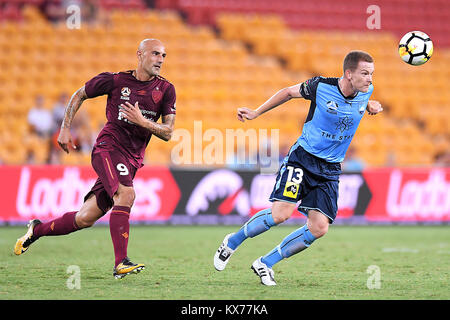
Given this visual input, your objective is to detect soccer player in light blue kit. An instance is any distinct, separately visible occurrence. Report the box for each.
[214,51,383,286]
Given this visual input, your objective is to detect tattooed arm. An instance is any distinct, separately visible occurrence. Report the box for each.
[151,113,175,141]
[57,86,88,153]
[120,101,175,141]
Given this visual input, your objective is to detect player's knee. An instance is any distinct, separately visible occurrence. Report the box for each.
[271,201,296,224]
[114,186,136,207]
[308,219,329,239]
[307,210,329,239]
[272,208,293,224]
[75,195,104,229]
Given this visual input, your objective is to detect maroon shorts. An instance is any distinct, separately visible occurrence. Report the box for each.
[84,144,137,214]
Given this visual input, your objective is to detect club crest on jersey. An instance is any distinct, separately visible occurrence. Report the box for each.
[326,100,338,114]
[120,87,131,100]
[152,87,163,103]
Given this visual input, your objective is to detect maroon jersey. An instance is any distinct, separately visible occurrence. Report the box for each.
[85,70,176,168]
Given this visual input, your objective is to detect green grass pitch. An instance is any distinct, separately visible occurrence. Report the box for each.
[0,225,449,300]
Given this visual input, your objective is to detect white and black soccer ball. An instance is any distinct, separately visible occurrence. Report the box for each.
[398,31,433,66]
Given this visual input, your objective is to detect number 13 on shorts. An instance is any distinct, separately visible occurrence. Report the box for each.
[283,166,303,199]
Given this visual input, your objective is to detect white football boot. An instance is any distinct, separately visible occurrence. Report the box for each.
[251,257,277,286]
[214,233,235,271]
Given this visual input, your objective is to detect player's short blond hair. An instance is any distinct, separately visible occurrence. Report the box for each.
[343,51,373,72]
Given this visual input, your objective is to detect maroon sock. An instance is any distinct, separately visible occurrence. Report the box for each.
[33,211,80,238]
[109,206,131,267]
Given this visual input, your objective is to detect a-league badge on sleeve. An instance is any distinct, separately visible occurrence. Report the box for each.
[283,182,299,199]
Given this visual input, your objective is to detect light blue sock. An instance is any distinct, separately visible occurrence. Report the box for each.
[261,224,316,268]
[227,209,276,250]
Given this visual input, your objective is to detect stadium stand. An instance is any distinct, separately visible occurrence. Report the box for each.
[155,0,450,47]
[0,0,448,167]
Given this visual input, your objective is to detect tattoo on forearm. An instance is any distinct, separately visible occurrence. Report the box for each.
[61,87,87,129]
[148,114,175,141]
[151,124,171,140]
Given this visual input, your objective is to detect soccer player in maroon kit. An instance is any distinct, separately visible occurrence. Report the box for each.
[14,39,176,279]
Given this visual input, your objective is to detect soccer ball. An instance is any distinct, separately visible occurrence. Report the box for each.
[398,31,433,66]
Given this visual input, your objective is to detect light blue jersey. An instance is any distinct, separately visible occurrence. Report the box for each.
[297,76,373,163]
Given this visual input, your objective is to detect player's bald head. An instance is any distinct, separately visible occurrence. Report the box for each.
[138,38,164,52]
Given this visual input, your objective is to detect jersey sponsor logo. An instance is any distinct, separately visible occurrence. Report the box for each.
[335,116,354,133]
[118,104,156,124]
[321,131,354,141]
[117,105,135,124]
[141,109,157,117]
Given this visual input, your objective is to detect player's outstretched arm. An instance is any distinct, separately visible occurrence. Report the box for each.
[120,101,175,141]
[237,84,303,122]
[58,86,88,153]
[366,100,383,115]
